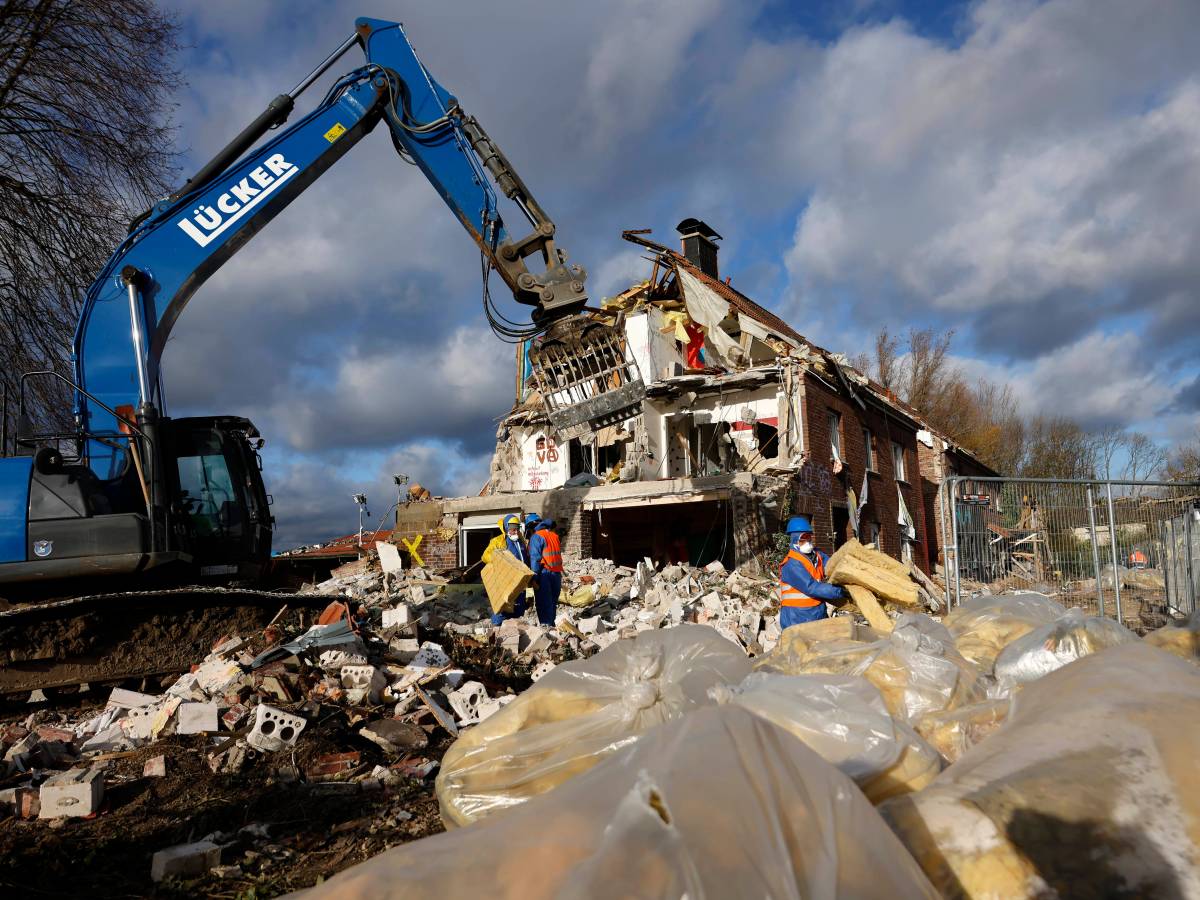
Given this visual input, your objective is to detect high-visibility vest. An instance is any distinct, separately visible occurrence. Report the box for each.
[779,549,825,608]
[535,529,563,573]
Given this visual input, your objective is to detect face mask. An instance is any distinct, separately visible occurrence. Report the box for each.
[797,541,814,555]
[507,529,520,538]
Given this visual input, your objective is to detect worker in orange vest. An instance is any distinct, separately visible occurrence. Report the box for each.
[529,517,563,626]
[779,516,848,628]
[1129,549,1148,570]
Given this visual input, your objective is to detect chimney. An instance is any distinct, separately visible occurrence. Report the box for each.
[676,218,722,279]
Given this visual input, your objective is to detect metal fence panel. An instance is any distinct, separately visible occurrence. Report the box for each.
[942,476,1200,632]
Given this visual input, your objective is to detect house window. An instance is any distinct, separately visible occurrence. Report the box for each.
[901,538,914,565]
[828,410,843,464]
[862,428,875,471]
[892,442,907,482]
[868,522,881,550]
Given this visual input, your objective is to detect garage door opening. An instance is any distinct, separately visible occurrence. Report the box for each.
[590,499,733,570]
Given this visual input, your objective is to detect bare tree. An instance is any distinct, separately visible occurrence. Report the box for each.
[1020,415,1097,479]
[1121,431,1168,486]
[1166,430,1200,482]
[1092,424,1127,480]
[904,327,955,416]
[0,0,179,441]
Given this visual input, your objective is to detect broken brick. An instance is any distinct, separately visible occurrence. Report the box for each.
[305,751,361,778]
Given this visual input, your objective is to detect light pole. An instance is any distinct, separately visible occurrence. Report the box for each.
[352,493,370,547]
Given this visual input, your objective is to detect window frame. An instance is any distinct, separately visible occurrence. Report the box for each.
[862,427,876,472]
[828,410,843,463]
[891,441,907,482]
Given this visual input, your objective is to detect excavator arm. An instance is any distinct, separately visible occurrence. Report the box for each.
[72,17,636,477]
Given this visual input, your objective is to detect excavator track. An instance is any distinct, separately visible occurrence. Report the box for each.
[0,587,343,701]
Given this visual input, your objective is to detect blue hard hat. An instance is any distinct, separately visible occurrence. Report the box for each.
[525,513,542,526]
[786,516,814,535]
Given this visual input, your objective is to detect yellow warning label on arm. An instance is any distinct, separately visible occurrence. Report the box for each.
[324,122,347,143]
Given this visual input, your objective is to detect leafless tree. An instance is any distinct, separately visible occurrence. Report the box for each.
[1020,415,1098,479]
[1166,430,1200,482]
[1121,431,1168,487]
[1092,424,1127,480]
[0,0,179,443]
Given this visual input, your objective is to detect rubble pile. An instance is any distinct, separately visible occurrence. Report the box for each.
[7,543,1198,898]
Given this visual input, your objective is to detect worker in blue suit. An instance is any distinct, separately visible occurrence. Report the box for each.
[778,516,848,628]
[483,513,530,626]
[528,517,563,627]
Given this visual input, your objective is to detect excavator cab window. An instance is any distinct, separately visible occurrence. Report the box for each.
[175,432,242,542]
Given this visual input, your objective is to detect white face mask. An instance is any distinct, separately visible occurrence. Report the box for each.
[507,529,520,539]
[797,541,814,555]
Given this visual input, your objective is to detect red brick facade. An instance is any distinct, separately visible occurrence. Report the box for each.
[796,372,931,574]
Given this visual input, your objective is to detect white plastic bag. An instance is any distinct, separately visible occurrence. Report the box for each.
[717,672,942,803]
[1144,611,1200,663]
[760,614,982,722]
[992,608,1137,686]
[436,624,750,827]
[300,706,940,900]
[882,644,1200,898]
[943,593,1067,671]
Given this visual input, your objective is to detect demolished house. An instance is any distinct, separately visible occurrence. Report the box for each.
[400,220,995,578]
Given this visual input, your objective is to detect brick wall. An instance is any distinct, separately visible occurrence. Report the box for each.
[798,373,930,573]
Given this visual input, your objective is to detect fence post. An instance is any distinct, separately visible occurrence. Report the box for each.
[1086,485,1105,617]
[937,480,953,609]
[950,478,963,609]
[1185,506,1196,615]
[1104,481,1122,623]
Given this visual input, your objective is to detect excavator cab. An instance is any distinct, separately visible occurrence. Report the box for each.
[165,417,273,577]
[0,408,271,587]
[528,317,646,442]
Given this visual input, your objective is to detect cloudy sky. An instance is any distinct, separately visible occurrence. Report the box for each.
[159,0,1200,547]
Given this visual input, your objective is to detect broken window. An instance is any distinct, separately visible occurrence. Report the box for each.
[868,522,881,550]
[863,428,876,471]
[596,440,626,477]
[754,422,778,461]
[569,439,595,477]
[828,410,843,464]
[892,441,907,482]
[694,421,734,476]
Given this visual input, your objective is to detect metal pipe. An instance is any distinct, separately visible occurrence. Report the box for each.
[1104,481,1122,623]
[122,268,152,406]
[1161,519,1173,614]
[1086,486,1105,617]
[288,33,360,99]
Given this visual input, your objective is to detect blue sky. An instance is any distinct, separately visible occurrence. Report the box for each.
[159,0,1200,547]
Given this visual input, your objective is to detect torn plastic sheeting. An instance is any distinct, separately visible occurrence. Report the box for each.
[881,644,1200,898]
[298,706,940,900]
[435,624,751,828]
[676,267,740,367]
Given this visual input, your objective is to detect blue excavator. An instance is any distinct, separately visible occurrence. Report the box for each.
[0,17,642,591]
[0,17,642,696]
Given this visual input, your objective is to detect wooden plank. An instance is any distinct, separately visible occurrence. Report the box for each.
[845,584,894,633]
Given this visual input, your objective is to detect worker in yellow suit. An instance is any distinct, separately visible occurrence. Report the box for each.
[482,514,529,625]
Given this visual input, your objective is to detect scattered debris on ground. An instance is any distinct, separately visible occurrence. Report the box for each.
[4,547,1197,898]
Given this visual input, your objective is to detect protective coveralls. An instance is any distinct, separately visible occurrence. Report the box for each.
[483,514,529,625]
[529,518,563,627]
[778,516,847,629]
